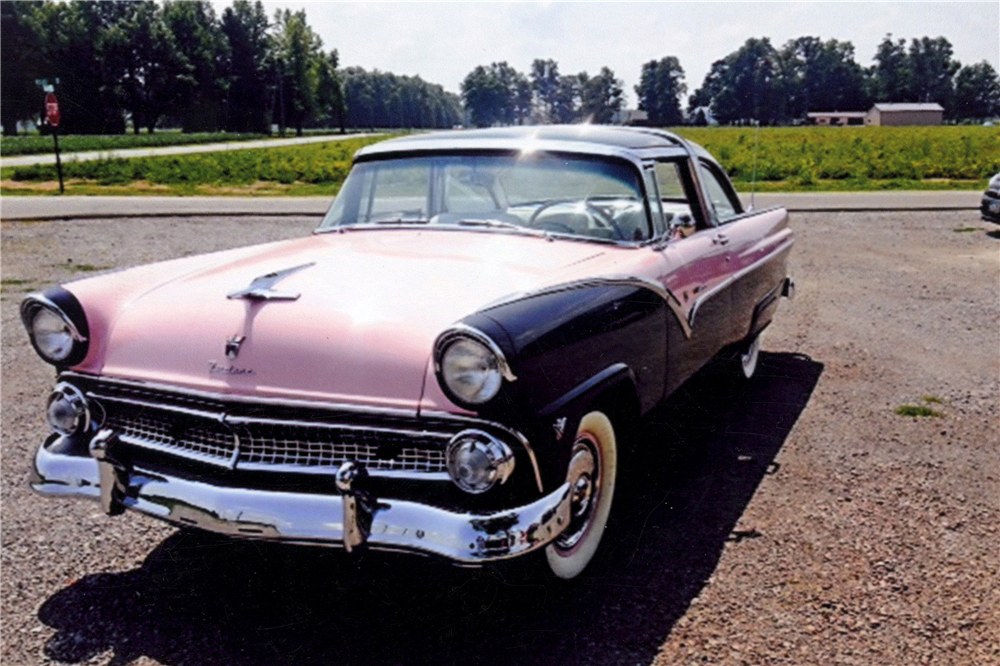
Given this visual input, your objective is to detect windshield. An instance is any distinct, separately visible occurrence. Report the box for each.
[319,153,650,241]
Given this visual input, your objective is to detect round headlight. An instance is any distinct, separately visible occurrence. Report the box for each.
[46,383,90,436]
[32,307,76,363]
[446,430,515,494]
[440,337,504,405]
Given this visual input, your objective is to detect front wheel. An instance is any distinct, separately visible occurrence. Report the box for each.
[545,410,617,579]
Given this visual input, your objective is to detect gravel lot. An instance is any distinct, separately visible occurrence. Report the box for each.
[2,211,997,666]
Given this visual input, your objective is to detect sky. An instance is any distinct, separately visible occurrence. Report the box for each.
[228,1,1000,106]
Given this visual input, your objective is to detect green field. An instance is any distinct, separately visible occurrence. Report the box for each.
[2,126,997,196]
[674,126,999,190]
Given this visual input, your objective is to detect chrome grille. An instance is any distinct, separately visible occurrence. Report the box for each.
[105,412,235,464]
[87,385,452,477]
[236,424,447,473]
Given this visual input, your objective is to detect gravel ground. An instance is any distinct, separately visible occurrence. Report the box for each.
[1,211,997,666]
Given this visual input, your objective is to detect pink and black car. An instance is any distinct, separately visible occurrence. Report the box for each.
[24,126,793,579]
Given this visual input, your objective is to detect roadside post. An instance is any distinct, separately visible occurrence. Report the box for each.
[45,92,64,194]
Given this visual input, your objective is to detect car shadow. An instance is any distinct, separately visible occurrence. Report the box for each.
[985,229,1000,240]
[37,351,823,666]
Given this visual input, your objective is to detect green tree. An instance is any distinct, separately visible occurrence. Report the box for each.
[272,8,323,135]
[315,49,346,132]
[907,36,959,114]
[29,1,129,134]
[688,38,782,124]
[343,67,461,129]
[461,62,529,127]
[779,37,868,119]
[101,1,188,133]
[551,74,582,123]
[1,2,42,135]
[635,57,686,126]
[530,58,560,122]
[163,1,229,132]
[870,34,910,102]
[221,0,273,133]
[579,67,624,124]
[953,61,1000,120]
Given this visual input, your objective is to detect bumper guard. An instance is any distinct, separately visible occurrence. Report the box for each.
[30,432,572,563]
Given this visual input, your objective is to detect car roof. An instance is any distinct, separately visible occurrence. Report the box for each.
[355,125,705,162]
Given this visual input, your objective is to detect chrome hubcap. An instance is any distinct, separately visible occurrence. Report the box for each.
[571,473,593,517]
[555,441,598,551]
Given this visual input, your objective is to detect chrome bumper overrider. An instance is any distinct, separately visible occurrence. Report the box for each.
[30,435,572,563]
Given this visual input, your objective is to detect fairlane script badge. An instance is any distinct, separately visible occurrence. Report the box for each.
[208,360,254,375]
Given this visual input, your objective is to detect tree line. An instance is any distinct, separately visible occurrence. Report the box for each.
[687,35,1000,125]
[0,0,460,135]
[462,36,999,129]
[2,0,998,136]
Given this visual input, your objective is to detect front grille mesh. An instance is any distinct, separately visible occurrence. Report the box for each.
[237,424,447,473]
[88,386,451,476]
[106,412,236,462]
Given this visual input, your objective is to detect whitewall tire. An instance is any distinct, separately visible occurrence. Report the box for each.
[545,410,617,579]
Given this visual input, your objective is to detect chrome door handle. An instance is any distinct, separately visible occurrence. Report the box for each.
[713,233,730,245]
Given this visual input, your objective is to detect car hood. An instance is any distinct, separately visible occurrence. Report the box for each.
[67,229,625,413]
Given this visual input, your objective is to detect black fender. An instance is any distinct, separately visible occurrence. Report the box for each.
[454,282,665,491]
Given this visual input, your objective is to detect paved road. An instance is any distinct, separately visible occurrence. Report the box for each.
[0,133,380,169]
[0,190,984,221]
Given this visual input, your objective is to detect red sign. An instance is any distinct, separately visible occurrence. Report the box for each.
[45,93,60,127]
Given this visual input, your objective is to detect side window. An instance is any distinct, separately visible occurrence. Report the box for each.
[698,162,741,223]
[654,161,686,199]
[654,160,703,232]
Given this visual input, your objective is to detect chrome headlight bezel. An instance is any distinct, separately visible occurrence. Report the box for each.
[433,325,516,408]
[21,291,89,366]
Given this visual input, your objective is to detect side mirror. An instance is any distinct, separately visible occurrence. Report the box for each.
[668,213,696,239]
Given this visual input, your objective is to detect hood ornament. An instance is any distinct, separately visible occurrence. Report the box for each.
[227,262,315,301]
[225,334,246,359]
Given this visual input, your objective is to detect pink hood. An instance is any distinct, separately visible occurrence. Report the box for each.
[67,229,644,413]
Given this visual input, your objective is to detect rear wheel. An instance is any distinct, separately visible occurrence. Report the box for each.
[545,410,617,579]
[738,331,762,379]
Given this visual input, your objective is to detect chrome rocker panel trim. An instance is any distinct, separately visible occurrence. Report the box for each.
[30,442,572,563]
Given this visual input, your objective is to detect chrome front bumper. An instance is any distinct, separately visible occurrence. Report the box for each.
[30,436,572,563]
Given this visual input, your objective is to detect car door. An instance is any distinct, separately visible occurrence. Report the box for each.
[648,158,733,395]
[697,159,792,346]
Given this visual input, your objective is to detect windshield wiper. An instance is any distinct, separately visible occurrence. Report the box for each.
[370,217,431,225]
[457,218,525,231]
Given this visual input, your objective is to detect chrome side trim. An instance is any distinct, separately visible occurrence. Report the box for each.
[20,293,88,342]
[477,275,692,339]
[689,238,795,328]
[30,444,572,563]
[434,323,517,382]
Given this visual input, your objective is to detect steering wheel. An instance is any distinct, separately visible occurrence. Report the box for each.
[527,200,625,239]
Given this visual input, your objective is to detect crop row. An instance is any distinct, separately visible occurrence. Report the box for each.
[8,136,387,186]
[674,126,1000,184]
[0,132,284,156]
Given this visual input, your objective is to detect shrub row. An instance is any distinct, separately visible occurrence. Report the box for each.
[0,132,280,156]
[9,136,387,185]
